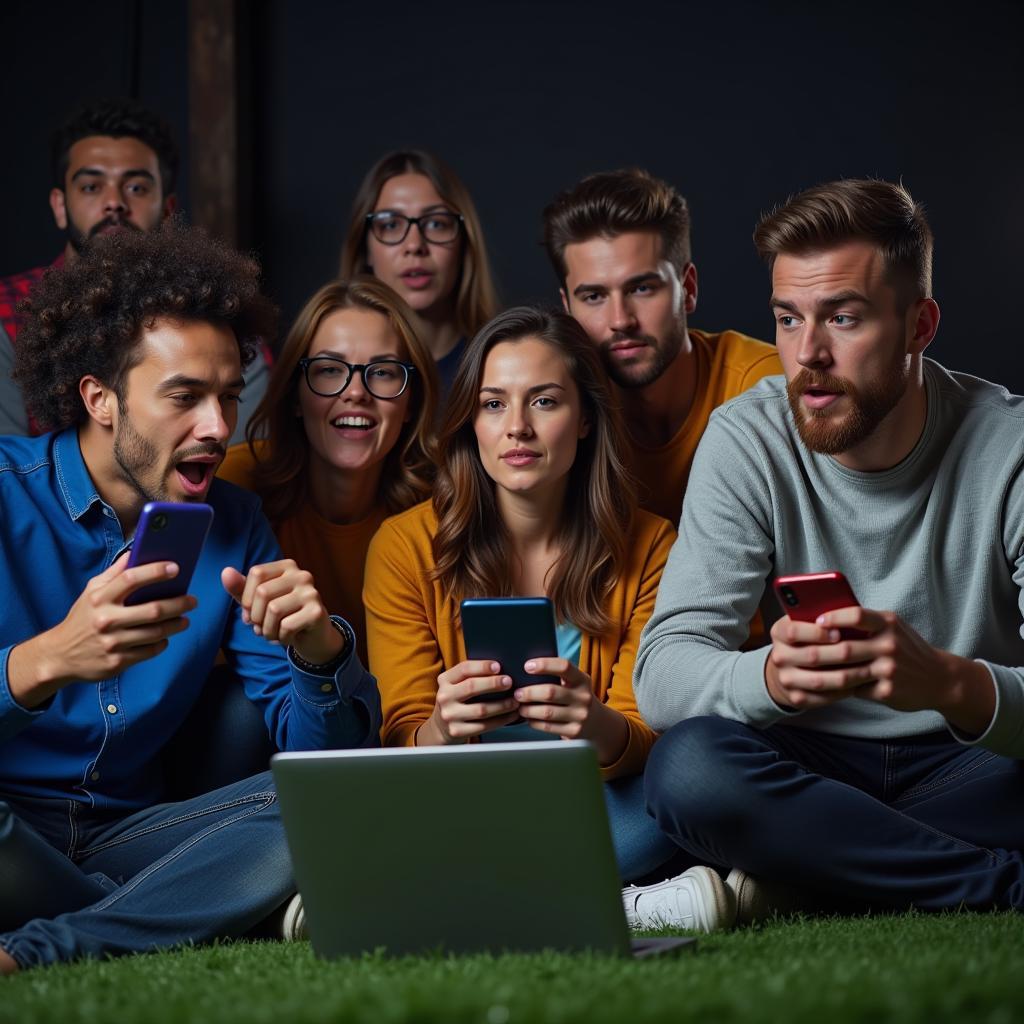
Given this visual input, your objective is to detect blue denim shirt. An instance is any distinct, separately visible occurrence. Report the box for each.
[0,429,382,812]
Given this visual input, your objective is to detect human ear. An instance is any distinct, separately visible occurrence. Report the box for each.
[49,189,68,230]
[682,262,699,315]
[908,298,940,355]
[79,376,116,428]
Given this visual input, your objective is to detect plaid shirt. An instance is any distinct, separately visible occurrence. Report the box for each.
[0,254,64,343]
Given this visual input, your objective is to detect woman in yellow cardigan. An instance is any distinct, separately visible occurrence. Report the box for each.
[364,306,678,881]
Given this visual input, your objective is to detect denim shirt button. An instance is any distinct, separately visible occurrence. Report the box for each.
[106,704,118,714]
[319,683,333,694]
[90,771,100,781]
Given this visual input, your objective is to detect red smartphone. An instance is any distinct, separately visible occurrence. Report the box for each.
[772,572,868,639]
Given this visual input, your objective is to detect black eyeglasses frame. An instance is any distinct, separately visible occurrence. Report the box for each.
[297,356,418,399]
[364,210,465,246]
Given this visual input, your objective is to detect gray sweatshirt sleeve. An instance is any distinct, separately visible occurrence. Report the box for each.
[634,408,793,732]
[0,324,29,436]
[963,464,1024,756]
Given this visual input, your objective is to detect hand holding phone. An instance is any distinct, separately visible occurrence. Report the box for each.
[8,548,199,705]
[773,572,867,640]
[766,570,874,712]
[460,597,560,699]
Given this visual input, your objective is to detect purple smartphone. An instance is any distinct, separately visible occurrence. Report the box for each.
[124,502,214,606]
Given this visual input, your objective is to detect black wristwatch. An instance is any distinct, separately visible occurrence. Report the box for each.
[289,617,353,675]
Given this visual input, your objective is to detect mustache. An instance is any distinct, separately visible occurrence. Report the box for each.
[788,369,854,395]
[174,443,226,463]
[88,216,142,238]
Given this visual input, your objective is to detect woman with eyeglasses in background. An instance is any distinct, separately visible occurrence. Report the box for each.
[219,276,438,661]
[340,150,499,402]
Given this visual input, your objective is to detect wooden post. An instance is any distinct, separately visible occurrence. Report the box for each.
[188,0,238,246]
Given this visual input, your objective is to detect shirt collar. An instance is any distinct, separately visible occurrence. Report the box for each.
[53,427,108,522]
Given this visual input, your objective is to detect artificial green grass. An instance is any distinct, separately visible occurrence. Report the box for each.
[4,913,1024,1024]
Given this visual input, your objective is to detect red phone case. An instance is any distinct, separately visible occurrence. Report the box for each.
[772,572,867,639]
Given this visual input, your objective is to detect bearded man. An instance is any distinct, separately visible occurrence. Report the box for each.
[625,178,1024,931]
[0,98,269,441]
[543,168,781,528]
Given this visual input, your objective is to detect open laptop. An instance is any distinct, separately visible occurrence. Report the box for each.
[272,740,695,959]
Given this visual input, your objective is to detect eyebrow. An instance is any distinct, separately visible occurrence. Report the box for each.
[372,205,452,215]
[479,383,567,396]
[71,167,156,183]
[571,271,662,297]
[769,290,872,312]
[312,352,403,363]
[159,374,245,391]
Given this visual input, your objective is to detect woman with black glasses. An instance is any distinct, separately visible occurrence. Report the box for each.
[219,276,438,660]
[340,150,499,401]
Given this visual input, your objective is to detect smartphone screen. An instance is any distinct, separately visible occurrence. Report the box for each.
[460,597,560,699]
[124,502,214,606]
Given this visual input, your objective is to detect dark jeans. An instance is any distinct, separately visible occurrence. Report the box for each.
[644,716,1024,911]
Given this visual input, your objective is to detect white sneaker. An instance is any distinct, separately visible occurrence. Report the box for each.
[726,868,810,925]
[622,865,736,932]
[280,893,307,940]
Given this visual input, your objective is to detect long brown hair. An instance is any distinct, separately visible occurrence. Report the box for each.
[245,277,438,522]
[431,306,635,635]
[339,149,499,339]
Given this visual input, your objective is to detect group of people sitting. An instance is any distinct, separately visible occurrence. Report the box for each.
[0,99,1021,976]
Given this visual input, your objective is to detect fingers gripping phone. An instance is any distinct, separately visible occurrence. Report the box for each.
[772,571,868,640]
[460,597,560,701]
[124,502,214,606]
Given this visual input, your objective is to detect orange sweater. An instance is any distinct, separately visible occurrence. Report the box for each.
[218,441,386,662]
[364,501,675,780]
[629,329,781,526]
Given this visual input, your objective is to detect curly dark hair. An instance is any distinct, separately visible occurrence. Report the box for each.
[51,97,179,193]
[14,222,278,431]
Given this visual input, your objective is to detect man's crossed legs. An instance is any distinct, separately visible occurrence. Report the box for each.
[0,771,292,971]
[642,716,1024,920]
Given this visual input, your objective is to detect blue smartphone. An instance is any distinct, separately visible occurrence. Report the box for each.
[460,597,560,701]
[124,502,214,606]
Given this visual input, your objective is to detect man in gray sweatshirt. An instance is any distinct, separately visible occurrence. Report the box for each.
[624,179,1024,932]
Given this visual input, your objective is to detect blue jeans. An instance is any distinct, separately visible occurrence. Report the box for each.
[483,721,677,883]
[604,772,679,883]
[645,716,1024,911]
[0,772,293,969]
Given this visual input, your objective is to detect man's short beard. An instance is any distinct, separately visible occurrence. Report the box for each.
[65,212,142,254]
[113,410,165,507]
[598,317,685,389]
[786,359,910,455]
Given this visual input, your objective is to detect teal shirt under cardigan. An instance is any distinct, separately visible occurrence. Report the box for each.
[635,361,1024,757]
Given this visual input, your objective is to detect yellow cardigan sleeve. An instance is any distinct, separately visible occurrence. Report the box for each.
[364,511,449,747]
[593,515,676,780]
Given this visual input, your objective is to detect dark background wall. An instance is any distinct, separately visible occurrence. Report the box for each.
[5,0,1023,387]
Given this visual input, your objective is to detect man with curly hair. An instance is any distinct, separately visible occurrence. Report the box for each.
[0,225,380,974]
[0,97,269,440]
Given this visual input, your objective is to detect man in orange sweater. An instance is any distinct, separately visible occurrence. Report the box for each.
[543,169,781,527]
